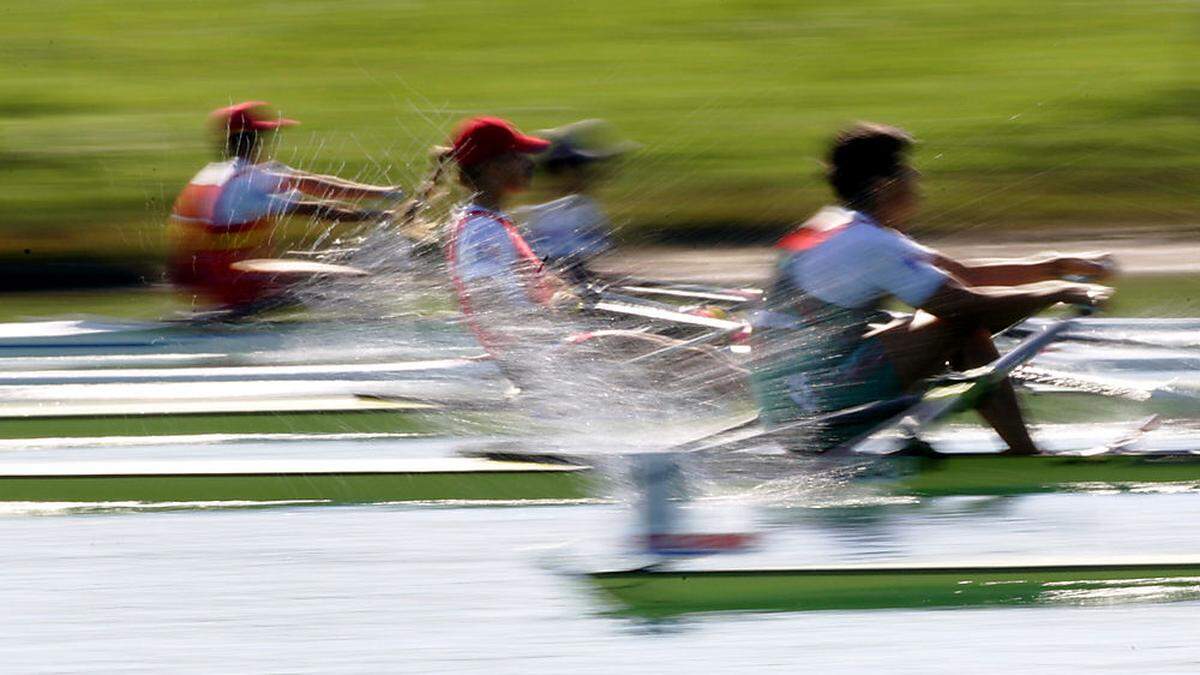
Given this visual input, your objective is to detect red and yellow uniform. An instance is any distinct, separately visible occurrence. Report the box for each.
[168,158,303,308]
[169,101,301,309]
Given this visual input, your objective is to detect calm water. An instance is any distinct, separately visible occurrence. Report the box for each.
[2,492,1200,673]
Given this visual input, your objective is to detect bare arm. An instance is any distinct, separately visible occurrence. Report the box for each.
[287,173,404,202]
[919,277,1109,333]
[265,162,401,202]
[931,251,1115,287]
[288,200,391,223]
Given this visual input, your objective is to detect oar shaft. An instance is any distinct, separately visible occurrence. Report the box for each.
[625,327,740,364]
[591,299,746,332]
[987,316,1078,382]
[871,309,1089,452]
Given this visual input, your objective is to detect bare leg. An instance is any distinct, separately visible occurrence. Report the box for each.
[867,312,959,385]
[873,312,1039,455]
[952,328,1039,455]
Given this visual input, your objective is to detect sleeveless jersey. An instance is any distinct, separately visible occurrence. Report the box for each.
[446,206,556,353]
[167,159,297,307]
[750,210,883,430]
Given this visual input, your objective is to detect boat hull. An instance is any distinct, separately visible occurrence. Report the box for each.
[0,398,451,439]
[588,561,1200,617]
[881,452,1200,495]
[0,458,593,504]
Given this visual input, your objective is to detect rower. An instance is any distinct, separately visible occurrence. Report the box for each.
[750,123,1114,455]
[443,116,574,373]
[442,116,745,395]
[516,119,636,289]
[168,101,403,314]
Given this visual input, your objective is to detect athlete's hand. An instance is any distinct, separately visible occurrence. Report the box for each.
[549,288,584,313]
[1056,282,1113,308]
[364,208,396,221]
[1054,253,1117,281]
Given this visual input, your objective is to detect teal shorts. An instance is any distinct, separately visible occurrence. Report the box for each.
[752,336,904,453]
[825,337,904,411]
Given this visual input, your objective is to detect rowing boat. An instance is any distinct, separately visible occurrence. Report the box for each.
[480,421,1200,497]
[493,448,1200,497]
[0,358,490,386]
[586,558,1200,617]
[0,318,479,364]
[0,396,451,439]
[0,319,279,356]
[580,310,1200,619]
[4,427,1195,508]
[865,449,1200,495]
[0,457,593,504]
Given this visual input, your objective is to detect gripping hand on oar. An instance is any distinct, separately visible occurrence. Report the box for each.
[1055,282,1114,309]
[1049,252,1119,282]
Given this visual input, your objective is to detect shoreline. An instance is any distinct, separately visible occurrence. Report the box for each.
[1,231,1197,292]
[600,233,1200,284]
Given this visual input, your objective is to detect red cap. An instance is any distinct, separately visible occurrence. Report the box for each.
[450,116,550,167]
[209,101,299,134]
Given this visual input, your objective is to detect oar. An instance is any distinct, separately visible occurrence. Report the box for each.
[624,324,745,364]
[594,273,763,299]
[229,259,370,278]
[1012,365,1194,403]
[588,294,747,333]
[1004,324,1170,350]
[586,290,751,369]
[1063,414,1163,457]
[463,412,762,466]
[611,285,756,304]
[468,308,1088,465]
[277,190,410,268]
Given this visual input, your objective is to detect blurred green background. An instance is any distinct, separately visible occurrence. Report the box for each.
[2,0,1197,283]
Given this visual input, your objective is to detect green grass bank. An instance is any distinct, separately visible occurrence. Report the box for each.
[2,0,1197,271]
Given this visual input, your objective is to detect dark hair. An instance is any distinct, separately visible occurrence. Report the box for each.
[542,155,592,175]
[457,161,486,191]
[225,130,260,161]
[827,123,914,207]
